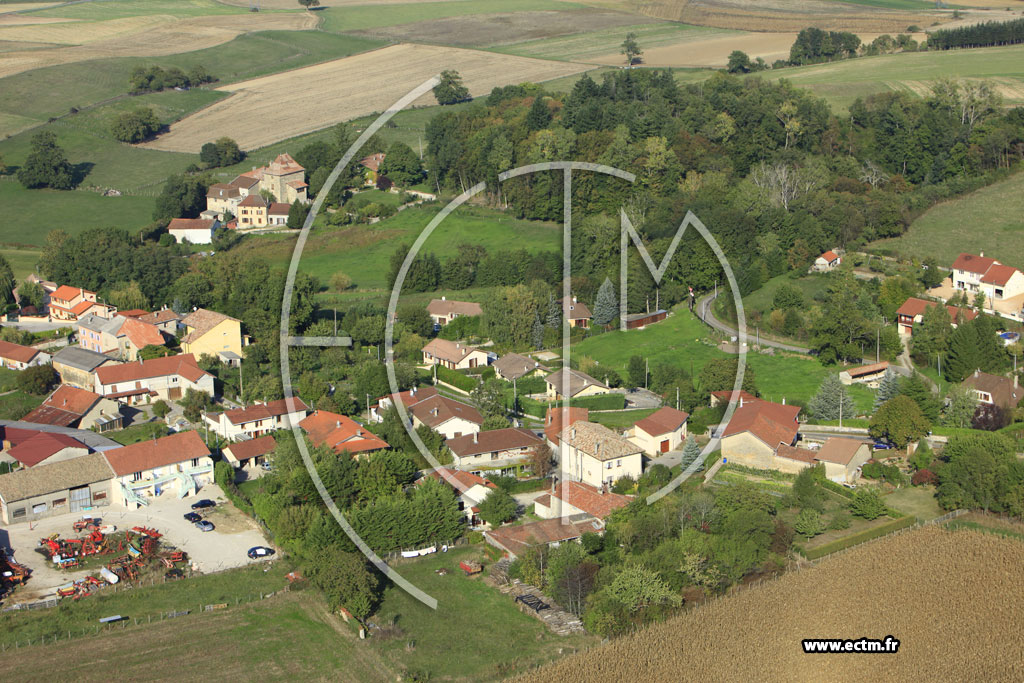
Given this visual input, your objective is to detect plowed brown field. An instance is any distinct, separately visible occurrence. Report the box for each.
[140,43,589,152]
[517,527,1024,682]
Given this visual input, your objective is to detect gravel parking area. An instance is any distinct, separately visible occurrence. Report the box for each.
[1,484,271,603]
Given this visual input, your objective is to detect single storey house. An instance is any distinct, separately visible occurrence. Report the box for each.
[426,297,483,326]
[628,406,689,455]
[223,435,276,473]
[368,385,438,423]
[559,296,591,328]
[560,421,643,488]
[300,410,389,456]
[545,368,608,401]
[421,338,489,370]
[813,250,841,272]
[0,340,50,370]
[446,427,543,477]
[485,518,603,559]
[720,399,802,471]
[493,352,550,382]
[408,394,483,439]
[168,217,220,245]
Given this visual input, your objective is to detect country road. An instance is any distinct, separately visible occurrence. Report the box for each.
[696,293,812,355]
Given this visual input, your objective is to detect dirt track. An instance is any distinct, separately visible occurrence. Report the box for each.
[140,43,589,152]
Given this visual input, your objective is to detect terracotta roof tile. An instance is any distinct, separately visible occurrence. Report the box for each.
[952,252,997,274]
[182,309,238,344]
[485,518,601,555]
[981,263,1020,286]
[6,431,90,467]
[426,299,483,317]
[562,421,642,461]
[22,385,102,427]
[300,411,389,454]
[96,353,209,385]
[634,406,689,437]
[844,361,889,378]
[224,435,277,462]
[493,352,549,380]
[545,368,607,398]
[223,397,308,426]
[544,406,588,445]
[548,480,632,519]
[119,317,165,350]
[722,400,800,449]
[815,438,870,466]
[421,338,484,365]
[447,428,542,457]
[103,430,210,477]
[51,285,89,302]
[0,340,41,364]
[408,395,483,429]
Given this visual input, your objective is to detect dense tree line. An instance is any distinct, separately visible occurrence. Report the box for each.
[129,65,214,94]
[788,28,861,65]
[929,18,1024,51]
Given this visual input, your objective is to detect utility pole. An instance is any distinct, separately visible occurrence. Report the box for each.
[513,377,518,417]
[366,394,370,422]
[839,396,842,429]
[239,363,243,402]
[876,328,880,363]
[645,357,649,390]
[333,308,337,337]
[756,325,759,348]
[676,386,680,411]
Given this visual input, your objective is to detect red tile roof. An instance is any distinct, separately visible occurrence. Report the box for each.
[96,353,209,385]
[775,444,819,464]
[139,309,183,326]
[722,400,800,449]
[22,385,102,426]
[224,435,276,462]
[103,430,210,476]
[447,428,542,458]
[0,339,41,364]
[844,361,889,378]
[182,309,238,345]
[300,411,389,454]
[71,299,104,316]
[897,297,978,325]
[51,285,88,302]
[238,194,267,208]
[223,397,309,426]
[423,467,497,493]
[360,152,385,172]
[408,395,483,428]
[544,406,589,445]
[375,386,438,410]
[118,309,149,318]
[485,518,602,555]
[268,202,291,216]
[548,480,632,519]
[119,317,164,350]
[634,406,689,437]
[710,390,760,404]
[981,263,1019,286]
[820,250,839,262]
[952,252,997,274]
[6,432,89,467]
[816,438,871,466]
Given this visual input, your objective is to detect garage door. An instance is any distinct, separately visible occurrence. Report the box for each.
[69,485,91,513]
[168,387,182,400]
[660,440,670,453]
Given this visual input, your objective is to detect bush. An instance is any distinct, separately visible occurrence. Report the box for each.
[828,511,852,530]
[17,364,58,395]
[799,516,915,560]
[111,107,161,143]
[911,469,938,486]
[434,365,477,393]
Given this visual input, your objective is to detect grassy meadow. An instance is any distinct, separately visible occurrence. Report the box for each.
[873,170,1024,269]
[572,305,877,414]
[320,0,586,33]
[495,22,730,61]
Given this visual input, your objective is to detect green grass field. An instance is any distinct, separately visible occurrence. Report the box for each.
[34,0,248,20]
[754,44,1024,113]
[572,306,877,414]
[0,390,43,420]
[0,367,20,393]
[884,485,943,521]
[242,204,561,291]
[320,0,585,33]
[368,546,596,678]
[0,247,40,279]
[874,170,1024,269]
[496,22,732,61]
[741,272,830,318]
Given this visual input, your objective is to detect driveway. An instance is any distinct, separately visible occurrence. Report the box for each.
[624,387,662,409]
[1,484,271,603]
[697,293,811,355]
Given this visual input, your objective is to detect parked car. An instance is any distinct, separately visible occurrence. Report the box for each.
[872,440,894,450]
[183,512,202,523]
[247,546,275,559]
[191,499,216,510]
[194,520,215,532]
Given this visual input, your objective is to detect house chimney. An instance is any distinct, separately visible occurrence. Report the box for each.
[980,250,984,257]
[782,397,786,405]
[336,421,340,428]
[572,295,577,304]
[442,296,446,301]
[571,427,576,440]
[1015,374,1019,389]
[975,369,980,378]
[432,407,438,416]
[473,432,478,444]
[357,429,362,436]
[411,386,417,396]
[739,397,744,408]
[595,442,601,455]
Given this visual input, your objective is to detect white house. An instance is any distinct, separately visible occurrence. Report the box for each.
[368,385,438,423]
[102,431,213,509]
[426,297,482,326]
[168,218,220,245]
[627,406,689,456]
[94,353,214,405]
[533,480,632,522]
[544,368,609,401]
[0,340,51,370]
[205,397,309,441]
[560,421,643,488]
[408,395,483,439]
[813,250,841,272]
[421,338,489,370]
[951,252,1024,306]
[422,468,497,528]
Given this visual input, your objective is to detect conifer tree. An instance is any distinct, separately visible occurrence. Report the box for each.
[874,368,901,410]
[808,373,855,420]
[593,278,617,326]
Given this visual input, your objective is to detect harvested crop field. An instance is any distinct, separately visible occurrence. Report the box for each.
[349,9,659,47]
[517,527,1024,682]
[623,0,950,32]
[591,31,796,67]
[141,43,589,152]
[0,2,60,13]
[0,12,318,78]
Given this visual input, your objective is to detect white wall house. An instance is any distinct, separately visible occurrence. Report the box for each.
[561,422,643,488]
[627,406,688,456]
[102,431,213,509]
[205,397,309,441]
[94,354,213,405]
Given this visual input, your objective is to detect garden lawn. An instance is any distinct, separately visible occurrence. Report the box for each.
[590,408,656,430]
[884,485,942,521]
[0,247,40,278]
[368,545,596,679]
[0,367,20,393]
[572,307,876,413]
[109,421,170,445]
[0,390,43,420]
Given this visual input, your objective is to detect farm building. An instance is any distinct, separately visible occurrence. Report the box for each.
[0,339,50,370]
[0,429,90,469]
[22,385,123,432]
[422,338,489,370]
[426,297,483,326]
[223,435,277,473]
[408,395,483,439]
[103,431,214,509]
[446,427,543,477]
[369,385,438,423]
[545,368,608,401]
[720,399,801,470]
[0,452,114,525]
[560,421,643,488]
[493,352,550,382]
[627,406,689,455]
[168,217,220,244]
[559,296,591,328]
[813,250,841,271]
[180,308,244,363]
[962,370,1024,410]
[624,309,668,330]
[300,410,389,456]
[533,481,632,522]
[94,353,214,405]
[485,517,603,559]
[839,361,889,387]
[205,397,309,442]
[51,346,121,390]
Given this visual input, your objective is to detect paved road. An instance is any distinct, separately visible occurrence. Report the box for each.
[2,320,71,332]
[696,293,812,355]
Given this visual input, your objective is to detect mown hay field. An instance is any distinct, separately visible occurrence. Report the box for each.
[517,527,1024,682]
[141,43,589,152]
[496,21,733,61]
